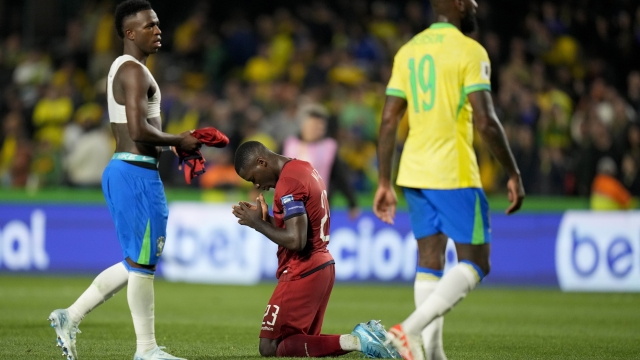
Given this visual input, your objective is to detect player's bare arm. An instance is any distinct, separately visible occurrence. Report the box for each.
[373,95,407,224]
[232,198,308,251]
[468,90,525,214]
[113,62,200,154]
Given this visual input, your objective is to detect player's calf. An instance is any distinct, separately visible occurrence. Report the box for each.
[270,321,399,358]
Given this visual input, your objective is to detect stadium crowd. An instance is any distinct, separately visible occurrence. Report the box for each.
[0,0,639,206]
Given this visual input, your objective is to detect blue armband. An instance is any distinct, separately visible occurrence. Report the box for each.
[282,194,306,220]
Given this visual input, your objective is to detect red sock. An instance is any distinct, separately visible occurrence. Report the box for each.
[276,334,349,357]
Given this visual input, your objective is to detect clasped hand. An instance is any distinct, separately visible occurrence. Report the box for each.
[232,193,269,228]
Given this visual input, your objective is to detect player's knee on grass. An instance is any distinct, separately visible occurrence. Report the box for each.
[259,338,277,357]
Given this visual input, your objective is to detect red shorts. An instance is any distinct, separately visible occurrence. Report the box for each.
[259,262,335,340]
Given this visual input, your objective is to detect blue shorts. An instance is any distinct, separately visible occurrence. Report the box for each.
[403,187,491,244]
[102,160,168,265]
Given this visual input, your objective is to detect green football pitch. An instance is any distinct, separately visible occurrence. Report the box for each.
[0,275,638,360]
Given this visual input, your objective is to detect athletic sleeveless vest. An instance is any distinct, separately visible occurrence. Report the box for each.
[107,55,161,123]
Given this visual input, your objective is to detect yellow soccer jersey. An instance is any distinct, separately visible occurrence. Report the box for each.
[386,23,491,189]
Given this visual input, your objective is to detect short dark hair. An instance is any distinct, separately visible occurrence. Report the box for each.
[306,109,328,122]
[234,141,267,175]
[114,0,152,39]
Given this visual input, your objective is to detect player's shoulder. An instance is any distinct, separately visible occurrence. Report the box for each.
[116,57,144,71]
[283,159,314,174]
[277,161,308,185]
[396,28,435,57]
[115,60,148,83]
[460,35,489,56]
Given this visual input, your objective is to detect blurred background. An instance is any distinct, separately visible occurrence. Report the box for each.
[1,0,640,289]
[0,0,639,209]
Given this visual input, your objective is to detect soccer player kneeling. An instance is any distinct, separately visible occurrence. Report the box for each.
[232,141,399,358]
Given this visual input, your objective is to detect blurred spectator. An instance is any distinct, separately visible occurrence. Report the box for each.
[88,2,118,81]
[590,157,635,210]
[1,0,640,202]
[621,123,640,196]
[405,1,429,36]
[203,34,227,90]
[52,19,89,71]
[575,114,623,196]
[13,48,52,106]
[32,84,73,149]
[0,109,30,187]
[338,85,377,141]
[621,153,640,197]
[627,71,640,113]
[173,9,208,64]
[283,106,359,219]
[244,44,276,84]
[262,82,302,145]
[62,102,112,187]
[2,34,23,71]
[240,104,277,152]
[221,15,257,67]
[338,125,377,192]
[329,51,367,86]
[303,51,334,89]
[51,59,91,106]
[199,148,243,190]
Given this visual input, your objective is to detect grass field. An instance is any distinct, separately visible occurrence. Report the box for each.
[1,275,639,360]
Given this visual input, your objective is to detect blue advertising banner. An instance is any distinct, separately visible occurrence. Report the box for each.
[0,203,562,287]
[556,211,640,292]
[488,214,561,285]
[0,205,120,273]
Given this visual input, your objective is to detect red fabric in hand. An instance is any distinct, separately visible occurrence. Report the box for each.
[178,127,229,184]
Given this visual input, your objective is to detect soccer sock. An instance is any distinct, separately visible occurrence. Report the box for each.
[415,267,447,360]
[67,262,129,324]
[128,270,157,354]
[403,261,484,336]
[276,334,349,357]
[339,334,361,351]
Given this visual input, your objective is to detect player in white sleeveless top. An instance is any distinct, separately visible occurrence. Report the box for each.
[47,1,199,360]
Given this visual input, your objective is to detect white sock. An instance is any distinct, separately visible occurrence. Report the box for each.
[415,279,447,360]
[403,263,480,336]
[67,262,129,324]
[128,271,157,354]
[339,334,361,352]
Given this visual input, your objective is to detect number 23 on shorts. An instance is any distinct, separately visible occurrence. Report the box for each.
[262,304,280,326]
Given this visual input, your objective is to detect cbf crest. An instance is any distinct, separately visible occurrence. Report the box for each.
[156,236,166,257]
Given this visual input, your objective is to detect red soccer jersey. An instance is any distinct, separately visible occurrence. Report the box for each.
[272,159,334,280]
